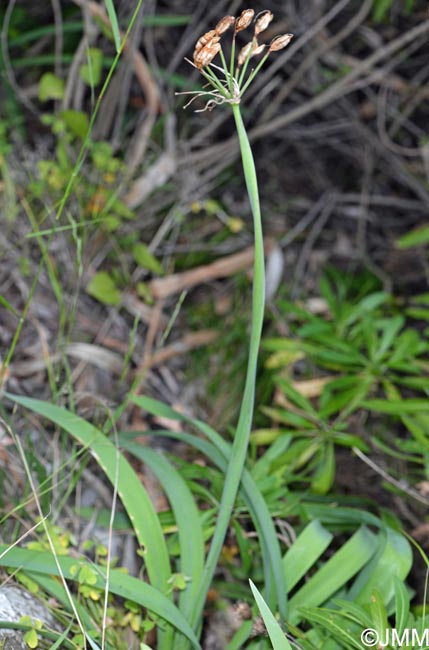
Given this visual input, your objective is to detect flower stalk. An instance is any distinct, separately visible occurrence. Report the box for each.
[176,9,294,645]
[188,99,265,634]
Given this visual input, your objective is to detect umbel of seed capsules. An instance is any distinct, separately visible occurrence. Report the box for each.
[193,9,293,70]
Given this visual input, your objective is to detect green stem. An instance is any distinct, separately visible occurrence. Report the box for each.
[239,50,270,97]
[189,102,265,632]
[219,48,233,95]
[200,65,228,96]
[230,33,237,86]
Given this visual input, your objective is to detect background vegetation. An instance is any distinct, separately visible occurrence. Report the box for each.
[0,1,428,649]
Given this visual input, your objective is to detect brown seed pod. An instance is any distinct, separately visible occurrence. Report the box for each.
[237,40,266,66]
[235,9,254,33]
[269,33,293,51]
[193,30,218,58]
[254,10,273,36]
[238,41,254,67]
[194,41,221,69]
[253,44,266,57]
[215,15,236,35]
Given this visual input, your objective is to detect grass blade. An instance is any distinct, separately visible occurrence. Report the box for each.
[120,441,205,618]
[0,294,18,316]
[127,398,287,616]
[0,545,201,649]
[349,526,412,605]
[364,398,429,414]
[250,580,293,650]
[288,526,377,623]
[104,0,121,52]
[6,395,172,595]
[283,520,333,591]
[394,576,410,634]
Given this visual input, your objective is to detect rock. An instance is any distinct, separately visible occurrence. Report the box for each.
[0,585,57,650]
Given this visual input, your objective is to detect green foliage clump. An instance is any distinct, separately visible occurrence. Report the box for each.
[260,269,429,494]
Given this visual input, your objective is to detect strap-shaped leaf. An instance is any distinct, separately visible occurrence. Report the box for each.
[130,395,287,620]
[283,520,332,591]
[120,441,205,618]
[250,580,293,650]
[0,545,201,649]
[288,526,377,624]
[6,395,172,595]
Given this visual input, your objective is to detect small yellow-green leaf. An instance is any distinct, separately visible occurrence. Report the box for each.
[87,271,121,305]
[227,217,244,233]
[96,543,108,557]
[78,564,98,585]
[167,572,189,591]
[204,199,220,214]
[80,584,102,600]
[80,48,103,86]
[16,572,39,593]
[136,281,154,304]
[24,628,39,649]
[265,349,304,369]
[133,243,164,275]
[59,110,89,139]
[39,73,64,101]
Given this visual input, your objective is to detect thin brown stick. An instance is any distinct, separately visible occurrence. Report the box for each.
[148,239,274,300]
[353,446,429,507]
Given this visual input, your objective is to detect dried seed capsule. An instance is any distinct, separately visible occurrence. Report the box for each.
[193,30,217,57]
[237,40,266,66]
[215,15,236,35]
[269,33,294,51]
[238,41,253,67]
[254,10,273,35]
[194,41,221,69]
[252,43,266,57]
[235,9,254,33]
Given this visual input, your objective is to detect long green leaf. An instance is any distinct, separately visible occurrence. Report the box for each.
[48,622,74,650]
[104,0,121,51]
[298,608,363,650]
[128,396,286,616]
[394,576,410,634]
[0,294,18,316]
[6,395,172,595]
[0,622,75,650]
[122,425,284,615]
[0,546,201,649]
[364,399,429,414]
[283,520,332,591]
[250,581,293,650]
[120,441,205,618]
[165,101,267,632]
[349,527,412,605]
[288,526,377,623]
